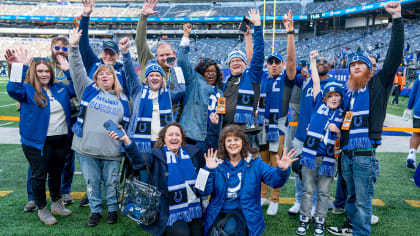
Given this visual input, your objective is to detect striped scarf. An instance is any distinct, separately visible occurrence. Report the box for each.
[165,146,202,226]
[301,103,344,177]
[128,85,173,152]
[346,87,371,150]
[223,69,255,125]
[256,72,285,142]
[72,83,130,137]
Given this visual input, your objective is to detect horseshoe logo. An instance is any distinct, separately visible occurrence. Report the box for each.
[165,114,172,124]
[272,113,278,122]
[242,95,250,105]
[353,116,363,128]
[327,145,334,156]
[174,191,182,203]
[137,122,148,133]
[262,98,266,107]
[306,137,316,148]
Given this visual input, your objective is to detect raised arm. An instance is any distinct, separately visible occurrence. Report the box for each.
[177,23,195,86]
[242,24,253,63]
[135,0,157,81]
[247,9,264,83]
[119,37,142,98]
[68,28,94,100]
[261,148,296,188]
[283,10,296,80]
[5,49,31,102]
[78,0,98,73]
[56,55,76,98]
[310,50,320,101]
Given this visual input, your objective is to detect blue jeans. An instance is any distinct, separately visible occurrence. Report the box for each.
[333,172,347,209]
[341,153,377,236]
[76,152,121,213]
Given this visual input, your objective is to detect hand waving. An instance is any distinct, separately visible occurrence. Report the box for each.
[276,148,298,170]
[247,8,261,26]
[68,28,83,47]
[82,0,95,17]
[56,55,69,71]
[204,148,219,169]
[141,0,158,16]
[5,48,31,65]
[283,9,294,32]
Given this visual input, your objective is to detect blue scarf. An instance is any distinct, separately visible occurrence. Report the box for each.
[223,70,255,125]
[301,103,344,177]
[256,72,285,141]
[72,83,130,137]
[346,87,371,150]
[208,86,222,130]
[165,146,202,226]
[129,85,173,152]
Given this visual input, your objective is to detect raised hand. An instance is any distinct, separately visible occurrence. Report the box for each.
[276,147,298,170]
[5,49,31,65]
[247,8,261,26]
[68,28,83,47]
[204,148,219,169]
[56,55,69,71]
[119,37,130,54]
[238,23,251,37]
[82,0,95,17]
[141,0,158,16]
[209,112,219,125]
[310,50,318,61]
[183,23,192,38]
[384,1,401,19]
[283,9,294,32]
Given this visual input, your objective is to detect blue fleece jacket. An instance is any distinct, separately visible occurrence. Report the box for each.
[7,65,75,151]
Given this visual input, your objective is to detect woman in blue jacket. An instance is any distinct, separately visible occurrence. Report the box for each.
[6,53,75,225]
[177,23,224,143]
[201,125,297,236]
[109,113,220,236]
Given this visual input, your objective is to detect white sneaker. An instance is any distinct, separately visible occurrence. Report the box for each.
[288,202,301,215]
[266,202,279,216]
[407,155,416,169]
[260,197,269,206]
[371,215,379,225]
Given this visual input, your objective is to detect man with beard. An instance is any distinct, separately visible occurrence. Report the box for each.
[287,55,338,215]
[327,2,403,235]
[23,36,78,212]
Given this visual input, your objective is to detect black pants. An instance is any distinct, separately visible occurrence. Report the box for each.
[391,84,401,104]
[164,218,203,236]
[22,135,68,209]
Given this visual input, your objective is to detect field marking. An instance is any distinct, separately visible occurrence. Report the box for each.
[0,116,19,121]
[0,103,15,108]
[0,122,13,127]
[405,200,420,207]
[45,192,86,199]
[0,191,13,197]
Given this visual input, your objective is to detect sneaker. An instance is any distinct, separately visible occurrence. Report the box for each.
[51,199,72,216]
[296,215,311,235]
[314,217,325,236]
[371,214,379,225]
[332,206,346,215]
[88,213,102,227]
[266,201,279,216]
[327,218,353,236]
[38,206,57,225]
[80,194,89,207]
[288,202,301,215]
[24,200,38,212]
[107,211,118,224]
[407,156,416,169]
[261,197,269,206]
[62,194,74,205]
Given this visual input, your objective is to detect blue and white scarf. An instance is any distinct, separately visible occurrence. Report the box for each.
[301,103,344,177]
[72,83,130,137]
[208,86,222,129]
[223,70,255,125]
[165,146,202,226]
[256,72,285,141]
[129,85,173,152]
[346,87,371,150]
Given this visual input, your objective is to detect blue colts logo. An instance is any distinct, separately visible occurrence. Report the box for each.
[306,137,316,148]
[242,95,250,105]
[174,191,182,203]
[353,116,363,128]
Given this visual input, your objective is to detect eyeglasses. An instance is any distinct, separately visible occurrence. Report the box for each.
[372,64,377,68]
[54,46,68,52]
[316,59,329,65]
[267,58,282,65]
[32,57,51,62]
[204,70,217,74]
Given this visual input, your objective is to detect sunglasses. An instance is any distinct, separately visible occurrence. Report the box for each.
[32,57,51,62]
[54,46,68,52]
[267,58,282,65]
[316,59,329,65]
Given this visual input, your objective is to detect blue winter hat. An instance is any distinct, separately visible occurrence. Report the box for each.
[227,50,248,65]
[145,59,165,78]
[267,53,284,63]
[323,81,344,98]
[347,52,372,71]
[102,40,119,54]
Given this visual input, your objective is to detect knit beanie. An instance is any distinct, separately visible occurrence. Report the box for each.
[347,52,372,71]
[145,59,165,78]
[227,50,248,65]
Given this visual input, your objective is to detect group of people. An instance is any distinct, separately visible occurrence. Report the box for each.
[5,0,406,235]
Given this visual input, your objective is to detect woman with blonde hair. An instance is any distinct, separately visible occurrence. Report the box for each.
[6,50,75,225]
[68,28,131,227]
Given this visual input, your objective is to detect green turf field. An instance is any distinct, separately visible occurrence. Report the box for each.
[0,143,419,235]
[0,76,19,128]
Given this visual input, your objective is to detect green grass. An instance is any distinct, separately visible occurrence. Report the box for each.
[386,95,409,117]
[1,144,420,235]
[0,76,19,128]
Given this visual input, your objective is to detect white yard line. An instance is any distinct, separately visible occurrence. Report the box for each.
[0,103,15,108]
[0,122,12,127]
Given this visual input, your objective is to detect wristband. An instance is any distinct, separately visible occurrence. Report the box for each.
[287,31,294,34]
